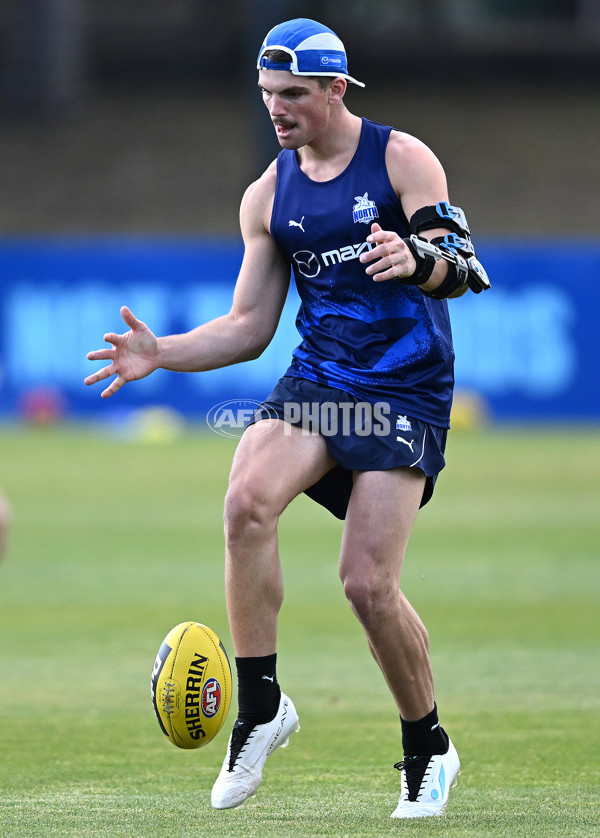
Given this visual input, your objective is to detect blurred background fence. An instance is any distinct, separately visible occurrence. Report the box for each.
[1,0,599,424]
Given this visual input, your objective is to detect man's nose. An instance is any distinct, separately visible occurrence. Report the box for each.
[268,95,286,116]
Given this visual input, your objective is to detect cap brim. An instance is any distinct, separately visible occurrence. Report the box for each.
[285,70,365,87]
[257,42,365,87]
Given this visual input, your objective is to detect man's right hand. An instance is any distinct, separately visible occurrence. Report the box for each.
[85,306,160,398]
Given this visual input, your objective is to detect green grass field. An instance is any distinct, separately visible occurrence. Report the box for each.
[0,423,599,837]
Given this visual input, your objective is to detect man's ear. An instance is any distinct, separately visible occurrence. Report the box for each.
[328,77,347,104]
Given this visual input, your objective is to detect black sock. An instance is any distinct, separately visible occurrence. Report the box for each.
[400,704,449,756]
[235,654,281,726]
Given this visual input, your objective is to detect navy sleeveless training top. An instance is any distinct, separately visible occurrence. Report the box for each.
[270,118,454,427]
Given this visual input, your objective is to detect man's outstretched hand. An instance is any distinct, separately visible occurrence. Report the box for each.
[85,306,160,398]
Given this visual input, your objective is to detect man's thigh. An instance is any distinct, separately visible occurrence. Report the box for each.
[340,467,426,578]
[228,419,337,515]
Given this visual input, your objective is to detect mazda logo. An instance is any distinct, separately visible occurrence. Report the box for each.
[293,250,321,278]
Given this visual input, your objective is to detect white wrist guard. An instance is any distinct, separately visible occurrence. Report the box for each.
[408,203,491,296]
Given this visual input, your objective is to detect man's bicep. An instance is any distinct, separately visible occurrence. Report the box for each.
[230,166,291,345]
[401,152,449,223]
[386,133,449,222]
[231,227,291,346]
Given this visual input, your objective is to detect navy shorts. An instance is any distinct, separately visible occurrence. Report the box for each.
[248,376,447,520]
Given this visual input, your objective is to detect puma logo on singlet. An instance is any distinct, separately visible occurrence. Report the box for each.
[289,216,305,232]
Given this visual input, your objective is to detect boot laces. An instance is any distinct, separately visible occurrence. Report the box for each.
[394,755,432,801]
[227,720,255,772]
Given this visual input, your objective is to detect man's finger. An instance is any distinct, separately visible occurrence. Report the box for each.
[121,305,145,331]
[101,375,124,399]
[367,222,387,245]
[360,241,390,265]
[84,364,115,386]
[371,266,398,283]
[87,348,114,362]
[103,332,123,346]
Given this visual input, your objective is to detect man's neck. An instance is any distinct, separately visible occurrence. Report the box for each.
[296,110,363,183]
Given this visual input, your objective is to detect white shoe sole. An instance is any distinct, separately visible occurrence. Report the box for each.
[390,739,460,819]
[211,694,300,810]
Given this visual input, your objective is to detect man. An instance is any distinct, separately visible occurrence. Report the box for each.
[85,18,489,819]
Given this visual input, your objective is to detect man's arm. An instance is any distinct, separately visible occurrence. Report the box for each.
[359,131,457,295]
[156,165,289,371]
[85,165,290,398]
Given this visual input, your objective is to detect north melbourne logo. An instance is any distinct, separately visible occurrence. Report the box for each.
[353,192,379,224]
[396,415,412,432]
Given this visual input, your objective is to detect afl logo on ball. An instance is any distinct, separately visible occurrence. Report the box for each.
[201,678,222,718]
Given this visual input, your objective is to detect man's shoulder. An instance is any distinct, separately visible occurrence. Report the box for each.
[384,130,446,203]
[240,159,279,234]
[386,129,438,165]
[243,159,278,207]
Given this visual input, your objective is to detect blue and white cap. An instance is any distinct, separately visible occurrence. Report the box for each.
[257,18,365,88]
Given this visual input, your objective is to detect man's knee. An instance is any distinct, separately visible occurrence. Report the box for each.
[340,564,396,624]
[224,476,278,545]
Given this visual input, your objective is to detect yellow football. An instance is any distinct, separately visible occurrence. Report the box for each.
[151,621,232,749]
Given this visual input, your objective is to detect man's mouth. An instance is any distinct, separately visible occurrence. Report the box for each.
[274,121,294,137]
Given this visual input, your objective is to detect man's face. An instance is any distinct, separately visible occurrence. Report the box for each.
[258,69,331,149]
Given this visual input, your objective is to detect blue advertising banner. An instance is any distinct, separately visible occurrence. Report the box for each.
[0,237,598,422]
[451,241,599,420]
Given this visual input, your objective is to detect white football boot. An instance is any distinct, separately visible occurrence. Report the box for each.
[211,692,300,810]
[390,738,460,818]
